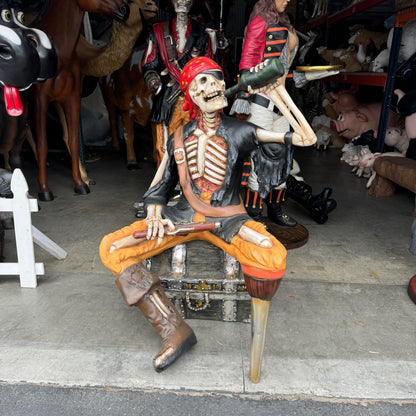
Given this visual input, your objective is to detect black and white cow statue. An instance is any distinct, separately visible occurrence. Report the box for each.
[0,0,57,169]
[0,0,57,259]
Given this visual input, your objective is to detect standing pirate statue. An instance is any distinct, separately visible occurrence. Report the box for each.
[100,57,316,382]
[232,0,338,229]
[142,0,217,165]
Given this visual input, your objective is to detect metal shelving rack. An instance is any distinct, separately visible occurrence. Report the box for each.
[298,0,394,32]
[297,0,416,151]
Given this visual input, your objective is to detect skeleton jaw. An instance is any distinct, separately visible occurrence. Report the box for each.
[189,72,227,114]
[201,90,227,113]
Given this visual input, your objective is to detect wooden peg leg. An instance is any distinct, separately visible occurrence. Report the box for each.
[250,297,271,383]
[244,274,282,383]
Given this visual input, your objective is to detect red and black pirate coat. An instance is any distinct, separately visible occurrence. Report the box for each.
[239,15,296,75]
[142,17,213,126]
[234,14,296,193]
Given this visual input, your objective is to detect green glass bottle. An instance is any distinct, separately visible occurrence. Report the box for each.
[224,59,285,98]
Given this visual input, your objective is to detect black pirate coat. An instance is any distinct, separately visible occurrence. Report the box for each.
[143,113,292,242]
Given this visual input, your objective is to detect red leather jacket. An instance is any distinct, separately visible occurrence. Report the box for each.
[239,16,290,72]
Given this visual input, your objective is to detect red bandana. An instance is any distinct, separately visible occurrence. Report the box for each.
[180,57,223,120]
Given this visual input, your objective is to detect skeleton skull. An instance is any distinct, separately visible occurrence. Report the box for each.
[188,71,227,114]
[172,0,193,14]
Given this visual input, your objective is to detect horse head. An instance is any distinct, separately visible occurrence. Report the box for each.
[0,0,57,115]
[77,0,130,22]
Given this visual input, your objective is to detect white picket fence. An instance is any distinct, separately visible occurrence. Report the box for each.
[0,169,67,288]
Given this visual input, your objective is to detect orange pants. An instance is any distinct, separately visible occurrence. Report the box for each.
[153,97,190,165]
[100,218,286,281]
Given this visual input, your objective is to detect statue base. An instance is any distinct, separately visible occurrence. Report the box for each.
[264,219,308,250]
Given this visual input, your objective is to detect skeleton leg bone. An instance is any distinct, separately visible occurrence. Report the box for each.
[238,225,272,248]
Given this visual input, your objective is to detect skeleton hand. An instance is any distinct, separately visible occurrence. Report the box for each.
[250,60,269,73]
[304,69,339,81]
[291,132,316,147]
[248,79,282,95]
[146,204,175,245]
[246,60,285,94]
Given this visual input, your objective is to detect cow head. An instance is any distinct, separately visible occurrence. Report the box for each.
[0,0,57,115]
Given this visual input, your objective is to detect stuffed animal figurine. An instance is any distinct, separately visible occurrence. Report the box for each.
[340,143,373,180]
[372,19,416,72]
[371,49,389,73]
[340,143,370,165]
[329,89,359,114]
[330,102,401,142]
[314,128,331,150]
[322,92,338,119]
[352,129,378,151]
[380,127,409,154]
[348,24,388,51]
[358,151,405,188]
[311,114,345,149]
[317,45,361,72]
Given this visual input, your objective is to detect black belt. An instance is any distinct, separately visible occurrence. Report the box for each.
[250,94,282,115]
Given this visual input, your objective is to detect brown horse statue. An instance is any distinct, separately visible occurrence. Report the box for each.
[99,41,154,170]
[53,0,157,186]
[31,0,130,201]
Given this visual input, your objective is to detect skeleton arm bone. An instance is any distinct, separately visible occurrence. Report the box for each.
[256,128,313,147]
[249,80,316,147]
[148,151,169,189]
[247,59,316,146]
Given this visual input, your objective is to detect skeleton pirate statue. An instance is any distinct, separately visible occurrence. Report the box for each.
[142,0,217,165]
[100,57,316,382]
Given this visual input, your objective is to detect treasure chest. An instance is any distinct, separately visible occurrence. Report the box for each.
[146,240,251,323]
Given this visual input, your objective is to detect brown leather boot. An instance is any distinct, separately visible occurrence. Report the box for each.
[116,263,197,372]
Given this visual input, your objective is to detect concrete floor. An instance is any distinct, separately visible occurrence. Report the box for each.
[0,144,415,400]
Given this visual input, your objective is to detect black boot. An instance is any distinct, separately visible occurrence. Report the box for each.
[266,201,297,227]
[286,176,337,224]
[243,188,267,226]
[265,188,297,227]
